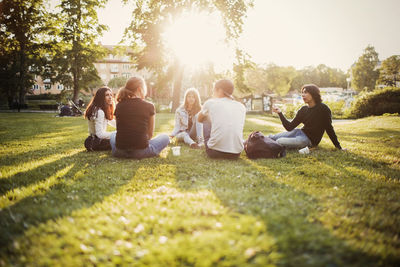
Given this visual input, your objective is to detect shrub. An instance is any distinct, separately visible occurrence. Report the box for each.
[25,94,58,100]
[349,87,400,118]
[325,101,346,118]
[284,103,303,118]
[285,101,348,119]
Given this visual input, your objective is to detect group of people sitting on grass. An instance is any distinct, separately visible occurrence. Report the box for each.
[84,76,343,159]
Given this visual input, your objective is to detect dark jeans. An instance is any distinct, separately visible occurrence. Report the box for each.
[202,119,241,159]
[110,133,170,159]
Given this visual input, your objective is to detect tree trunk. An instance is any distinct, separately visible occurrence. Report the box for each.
[72,74,79,104]
[18,42,27,112]
[171,59,184,112]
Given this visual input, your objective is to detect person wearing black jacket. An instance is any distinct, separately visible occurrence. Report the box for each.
[270,84,343,150]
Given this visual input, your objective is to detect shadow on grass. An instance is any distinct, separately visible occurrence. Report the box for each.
[0,152,157,253]
[0,138,83,170]
[173,152,399,266]
[0,114,84,145]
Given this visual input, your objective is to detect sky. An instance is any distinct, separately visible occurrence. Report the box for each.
[98,0,400,72]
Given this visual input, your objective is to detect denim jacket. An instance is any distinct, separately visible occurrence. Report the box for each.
[171,106,190,137]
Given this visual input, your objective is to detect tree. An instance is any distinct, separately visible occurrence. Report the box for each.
[123,0,254,111]
[351,45,379,92]
[0,0,49,109]
[192,62,220,98]
[108,76,127,89]
[244,64,269,95]
[50,0,108,104]
[377,55,400,87]
[290,65,347,92]
[233,48,254,94]
[264,64,297,96]
[327,67,347,89]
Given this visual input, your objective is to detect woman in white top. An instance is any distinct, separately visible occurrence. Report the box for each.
[84,87,116,151]
[170,88,204,149]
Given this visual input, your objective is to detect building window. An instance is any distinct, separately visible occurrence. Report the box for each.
[110,64,119,73]
[44,84,52,90]
[101,74,107,81]
[111,74,119,79]
[122,73,131,78]
[123,64,130,70]
[32,84,39,90]
[100,64,106,70]
[57,84,64,90]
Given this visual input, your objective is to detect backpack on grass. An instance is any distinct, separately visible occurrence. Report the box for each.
[244,131,286,159]
[84,135,111,151]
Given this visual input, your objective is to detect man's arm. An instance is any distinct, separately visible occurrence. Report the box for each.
[197,101,209,123]
[197,111,207,123]
[274,106,304,131]
[324,108,342,149]
[147,114,155,139]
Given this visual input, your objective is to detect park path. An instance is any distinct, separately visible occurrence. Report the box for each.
[246,118,282,128]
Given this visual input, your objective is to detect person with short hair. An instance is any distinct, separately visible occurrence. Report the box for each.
[84,87,116,151]
[110,77,169,158]
[270,84,343,150]
[198,79,246,159]
[170,88,204,149]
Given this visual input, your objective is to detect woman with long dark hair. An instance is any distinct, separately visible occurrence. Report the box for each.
[110,77,169,158]
[84,87,116,151]
[170,88,204,148]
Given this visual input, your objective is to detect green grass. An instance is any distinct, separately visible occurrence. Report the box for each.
[0,112,399,266]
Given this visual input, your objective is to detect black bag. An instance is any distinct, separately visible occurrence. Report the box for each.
[59,105,72,116]
[84,135,111,151]
[244,131,286,159]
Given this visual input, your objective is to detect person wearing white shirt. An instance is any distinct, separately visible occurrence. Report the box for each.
[84,87,116,151]
[198,79,246,159]
[170,88,204,149]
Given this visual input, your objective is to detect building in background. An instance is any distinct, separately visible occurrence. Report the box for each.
[30,45,136,96]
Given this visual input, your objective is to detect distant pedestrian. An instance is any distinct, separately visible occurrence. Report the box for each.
[110,77,169,158]
[170,88,204,149]
[198,79,246,159]
[84,87,116,151]
[270,84,343,150]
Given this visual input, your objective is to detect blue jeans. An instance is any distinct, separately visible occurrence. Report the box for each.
[202,119,240,159]
[269,129,311,149]
[175,114,203,145]
[110,132,170,159]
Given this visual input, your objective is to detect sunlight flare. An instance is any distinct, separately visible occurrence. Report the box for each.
[163,11,231,69]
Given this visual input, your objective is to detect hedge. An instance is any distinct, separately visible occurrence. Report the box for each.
[349,87,400,118]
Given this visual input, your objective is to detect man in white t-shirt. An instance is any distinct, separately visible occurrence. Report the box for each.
[198,79,246,159]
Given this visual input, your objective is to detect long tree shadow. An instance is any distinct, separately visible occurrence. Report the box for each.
[0,149,87,195]
[0,114,84,145]
[173,153,399,266]
[0,154,160,253]
[0,137,85,170]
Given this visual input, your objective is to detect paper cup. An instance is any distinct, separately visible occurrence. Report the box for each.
[171,146,181,156]
[299,146,310,154]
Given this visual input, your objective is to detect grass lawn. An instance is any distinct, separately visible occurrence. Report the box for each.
[0,112,399,266]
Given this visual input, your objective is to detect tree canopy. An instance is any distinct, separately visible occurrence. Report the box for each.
[49,0,108,103]
[377,55,400,87]
[351,45,380,92]
[0,0,50,107]
[123,0,254,110]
